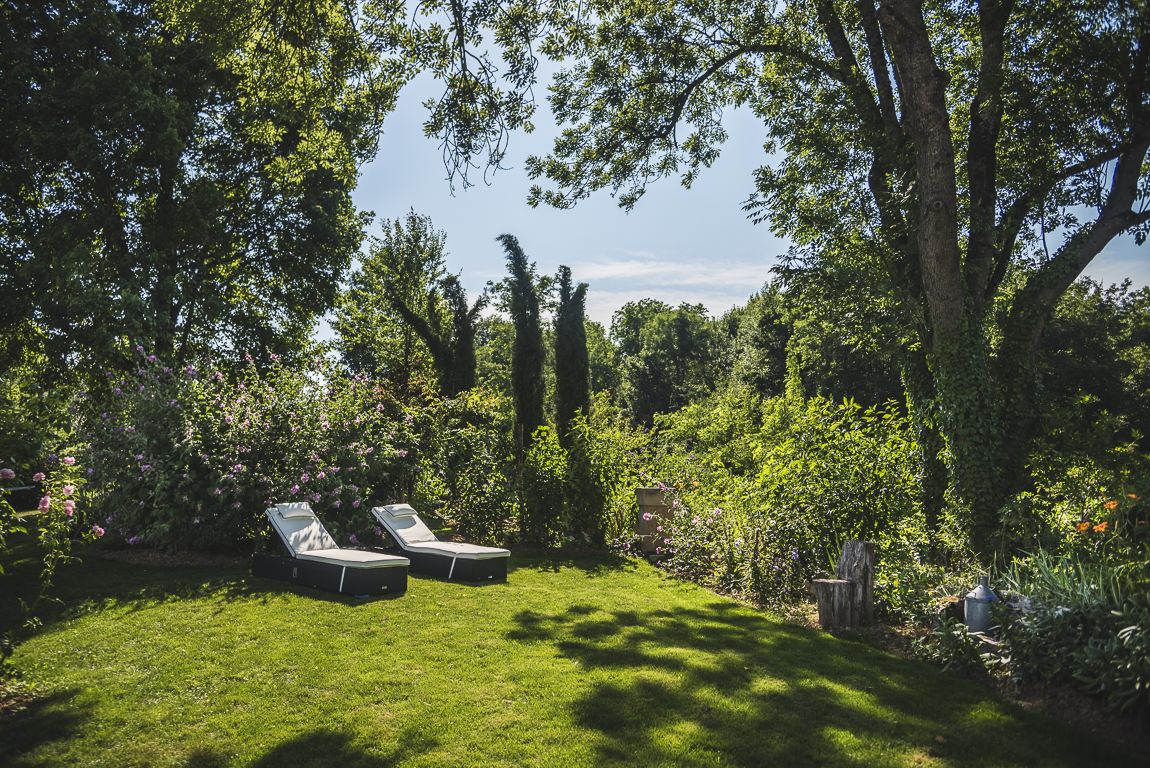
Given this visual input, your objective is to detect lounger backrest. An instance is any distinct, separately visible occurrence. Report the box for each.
[266,502,338,555]
[372,504,438,546]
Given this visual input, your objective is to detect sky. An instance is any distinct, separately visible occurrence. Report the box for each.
[326,71,1149,337]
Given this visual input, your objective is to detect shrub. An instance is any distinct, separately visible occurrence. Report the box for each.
[655,396,924,607]
[998,550,1150,715]
[81,351,419,550]
[426,389,516,545]
[520,426,567,545]
[912,617,987,676]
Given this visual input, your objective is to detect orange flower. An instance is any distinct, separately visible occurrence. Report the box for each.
[1076,522,1091,532]
[1094,522,1109,533]
[1104,500,1118,510]
[1128,494,1140,500]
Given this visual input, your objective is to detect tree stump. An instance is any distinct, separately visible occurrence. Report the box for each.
[813,579,856,628]
[834,540,876,625]
[813,540,876,630]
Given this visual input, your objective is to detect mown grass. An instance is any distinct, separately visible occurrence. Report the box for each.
[0,532,1141,768]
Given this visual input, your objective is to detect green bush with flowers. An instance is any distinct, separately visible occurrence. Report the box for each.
[642,393,927,609]
[79,347,499,551]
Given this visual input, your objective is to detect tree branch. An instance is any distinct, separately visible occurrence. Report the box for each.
[964,0,1014,314]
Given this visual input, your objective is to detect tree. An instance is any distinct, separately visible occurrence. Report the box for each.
[585,320,622,397]
[610,299,672,358]
[617,302,722,425]
[553,266,591,447]
[336,213,489,395]
[1043,278,1150,443]
[497,234,547,446]
[0,0,380,381]
[517,0,1149,555]
[441,275,491,396]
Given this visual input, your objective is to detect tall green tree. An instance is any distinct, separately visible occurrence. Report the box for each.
[553,266,591,447]
[336,213,488,395]
[336,212,447,387]
[441,275,491,396]
[616,302,722,425]
[497,234,547,447]
[518,0,1150,556]
[0,0,382,381]
[585,320,622,397]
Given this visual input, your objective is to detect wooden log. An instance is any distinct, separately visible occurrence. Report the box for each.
[813,579,856,629]
[834,540,876,625]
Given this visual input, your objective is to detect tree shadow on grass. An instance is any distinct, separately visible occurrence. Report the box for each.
[1,543,420,635]
[508,602,1140,768]
[0,689,89,768]
[235,726,439,768]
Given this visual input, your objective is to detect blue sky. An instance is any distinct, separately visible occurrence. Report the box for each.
[330,71,1149,335]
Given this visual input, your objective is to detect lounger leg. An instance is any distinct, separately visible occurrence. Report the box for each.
[447,557,457,580]
[338,566,346,593]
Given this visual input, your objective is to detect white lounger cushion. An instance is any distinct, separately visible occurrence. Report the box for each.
[404,541,509,560]
[373,505,438,545]
[297,549,409,568]
[267,503,338,554]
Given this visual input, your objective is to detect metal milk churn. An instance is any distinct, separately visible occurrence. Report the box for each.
[965,576,996,633]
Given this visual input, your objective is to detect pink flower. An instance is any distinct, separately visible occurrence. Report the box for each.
[32,472,45,481]
[226,415,233,423]
[135,345,144,353]
[352,500,360,508]
[38,496,51,511]
[333,500,341,508]
[0,468,14,480]
[63,456,75,465]
[318,471,325,479]
[300,473,310,483]
[93,525,105,537]
[349,534,359,544]
[313,493,320,502]
[290,485,300,495]
[62,485,74,496]
[147,355,157,363]
[64,500,75,516]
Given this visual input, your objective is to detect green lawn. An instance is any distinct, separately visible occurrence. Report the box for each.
[0,534,1140,768]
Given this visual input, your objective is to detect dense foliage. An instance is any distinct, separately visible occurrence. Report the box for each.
[0,0,375,383]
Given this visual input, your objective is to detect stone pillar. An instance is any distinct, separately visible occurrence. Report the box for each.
[635,487,672,554]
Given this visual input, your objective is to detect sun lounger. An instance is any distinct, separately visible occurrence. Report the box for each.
[371,504,509,581]
[252,502,409,595]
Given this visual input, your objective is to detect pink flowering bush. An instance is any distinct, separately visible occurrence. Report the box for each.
[81,351,422,550]
[80,349,521,550]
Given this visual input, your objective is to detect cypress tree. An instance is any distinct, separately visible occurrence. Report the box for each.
[497,234,546,446]
[553,266,590,449]
[442,275,488,395]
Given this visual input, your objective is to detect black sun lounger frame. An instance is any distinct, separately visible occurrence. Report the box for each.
[253,502,409,596]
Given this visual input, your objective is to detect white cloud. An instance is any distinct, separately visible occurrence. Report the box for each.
[572,258,770,288]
